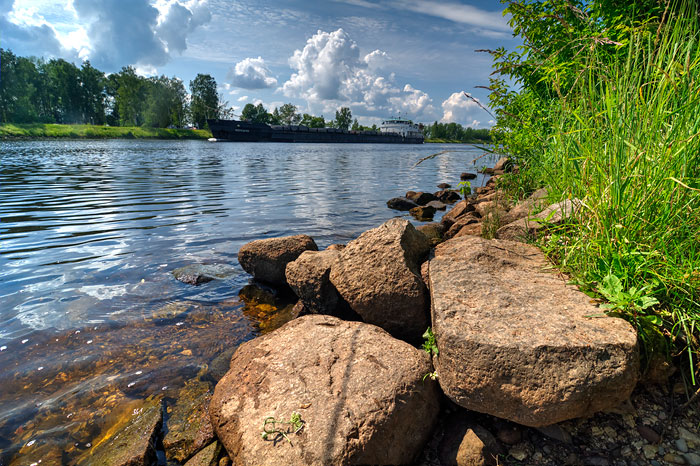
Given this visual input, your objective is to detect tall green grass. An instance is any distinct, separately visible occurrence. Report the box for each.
[0,123,212,140]
[510,6,700,382]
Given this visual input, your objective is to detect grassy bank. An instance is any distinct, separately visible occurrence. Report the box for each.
[0,123,212,140]
[492,2,699,384]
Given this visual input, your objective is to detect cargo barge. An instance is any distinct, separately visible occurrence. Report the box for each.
[206,117,424,144]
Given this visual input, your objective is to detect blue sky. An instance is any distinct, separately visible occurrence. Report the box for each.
[1,0,519,127]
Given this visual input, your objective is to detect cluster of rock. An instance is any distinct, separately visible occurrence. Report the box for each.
[387,186,460,222]
[104,160,644,466]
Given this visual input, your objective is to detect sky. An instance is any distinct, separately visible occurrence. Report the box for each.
[1,0,519,127]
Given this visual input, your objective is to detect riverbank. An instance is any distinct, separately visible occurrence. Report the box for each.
[0,123,212,140]
[424,138,489,144]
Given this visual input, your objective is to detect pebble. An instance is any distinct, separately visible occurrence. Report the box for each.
[664,453,687,464]
[650,461,662,466]
[638,425,661,443]
[509,445,528,462]
[643,444,658,459]
[677,438,689,453]
[679,427,700,447]
[684,453,700,466]
[584,456,609,466]
[497,427,521,445]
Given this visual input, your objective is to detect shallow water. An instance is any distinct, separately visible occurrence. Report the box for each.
[0,139,495,463]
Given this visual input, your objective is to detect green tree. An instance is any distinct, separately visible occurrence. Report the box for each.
[299,113,325,128]
[79,61,106,125]
[112,66,146,126]
[334,107,352,130]
[240,103,271,124]
[190,74,219,128]
[277,103,301,125]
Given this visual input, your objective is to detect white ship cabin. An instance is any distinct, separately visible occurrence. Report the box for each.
[380,118,423,138]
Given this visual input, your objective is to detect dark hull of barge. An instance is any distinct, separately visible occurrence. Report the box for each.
[207,119,424,144]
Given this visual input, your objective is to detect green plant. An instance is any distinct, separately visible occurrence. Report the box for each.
[422,370,438,381]
[457,180,472,199]
[261,412,305,445]
[422,327,438,356]
[598,274,661,326]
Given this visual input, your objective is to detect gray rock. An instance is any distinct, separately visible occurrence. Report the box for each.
[285,249,341,315]
[426,200,447,211]
[329,218,430,341]
[676,438,688,453]
[387,197,419,211]
[429,236,639,427]
[500,188,548,225]
[238,235,318,286]
[172,264,237,286]
[684,453,700,466]
[77,397,163,466]
[210,315,441,466]
[497,198,580,242]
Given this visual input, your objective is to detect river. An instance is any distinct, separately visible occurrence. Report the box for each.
[0,139,495,463]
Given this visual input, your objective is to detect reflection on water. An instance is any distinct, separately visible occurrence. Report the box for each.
[0,139,494,463]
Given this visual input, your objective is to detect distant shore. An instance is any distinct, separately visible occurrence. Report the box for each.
[424,138,489,144]
[0,123,212,141]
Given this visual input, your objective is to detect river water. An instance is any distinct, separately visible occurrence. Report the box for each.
[0,139,495,463]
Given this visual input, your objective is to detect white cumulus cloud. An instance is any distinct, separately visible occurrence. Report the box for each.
[441,91,489,127]
[281,28,435,120]
[228,57,278,89]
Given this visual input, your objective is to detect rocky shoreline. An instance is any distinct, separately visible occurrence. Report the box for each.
[41,160,699,466]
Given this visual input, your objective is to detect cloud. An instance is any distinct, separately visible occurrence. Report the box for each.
[228,57,278,89]
[441,91,490,127]
[281,28,435,120]
[71,0,210,71]
[397,1,510,32]
[0,0,69,58]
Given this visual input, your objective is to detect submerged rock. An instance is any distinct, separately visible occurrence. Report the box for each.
[238,235,318,286]
[410,205,437,221]
[172,264,237,286]
[426,200,447,211]
[210,315,441,466]
[387,197,419,211]
[460,172,477,181]
[76,397,163,466]
[329,218,431,341]
[163,378,215,463]
[438,182,452,189]
[429,236,639,427]
[183,441,222,466]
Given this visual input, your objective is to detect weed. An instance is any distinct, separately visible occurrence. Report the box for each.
[261,412,305,446]
[457,180,472,199]
[422,327,438,357]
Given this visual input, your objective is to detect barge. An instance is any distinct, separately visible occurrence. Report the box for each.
[206,117,424,144]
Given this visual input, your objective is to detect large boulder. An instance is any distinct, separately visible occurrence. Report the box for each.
[210,315,441,466]
[77,397,163,466]
[441,200,477,227]
[410,205,436,221]
[429,236,639,427]
[417,222,446,247]
[329,218,430,341]
[435,190,462,204]
[285,249,342,315]
[497,199,578,242]
[238,235,318,285]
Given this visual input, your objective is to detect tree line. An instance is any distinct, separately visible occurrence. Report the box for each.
[0,48,228,129]
[423,121,491,142]
[240,103,376,131]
